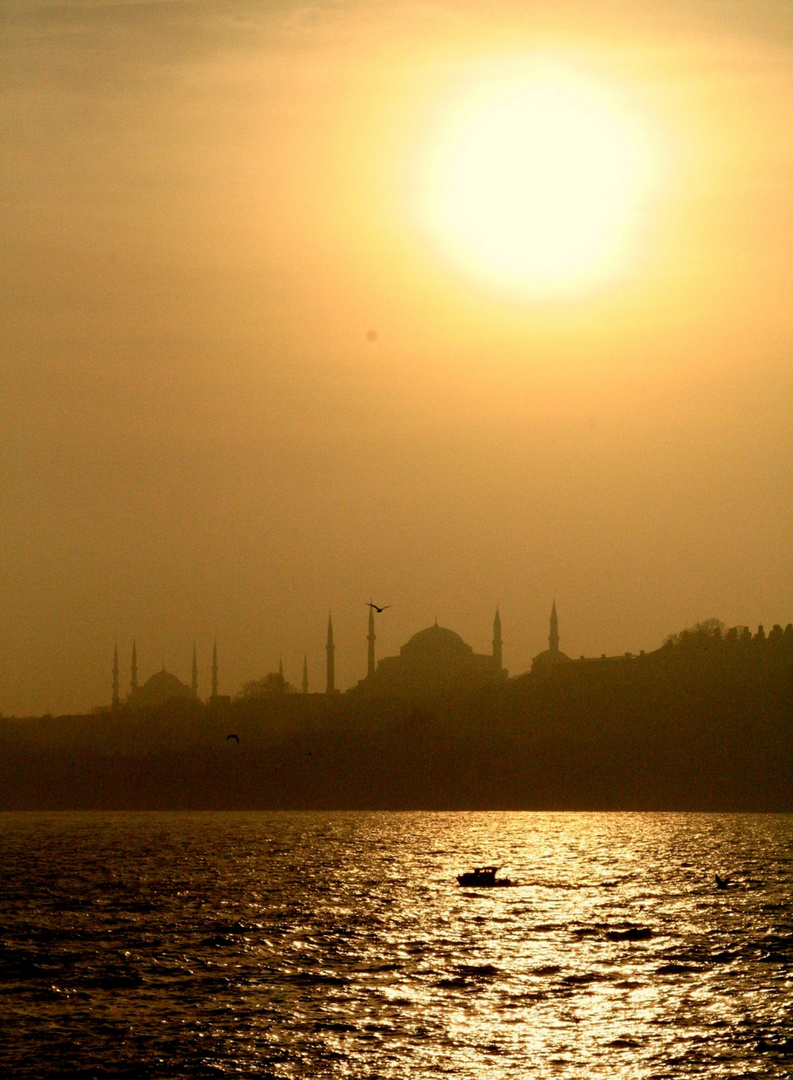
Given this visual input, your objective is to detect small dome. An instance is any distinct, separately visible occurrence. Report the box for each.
[532,648,572,671]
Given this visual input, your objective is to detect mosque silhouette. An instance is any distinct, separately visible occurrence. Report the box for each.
[348,607,508,697]
[112,604,568,707]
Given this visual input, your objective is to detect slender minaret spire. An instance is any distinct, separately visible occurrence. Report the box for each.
[492,607,503,672]
[326,612,336,694]
[302,654,309,694]
[131,639,138,694]
[112,644,120,710]
[549,600,559,654]
[278,655,284,680]
[191,643,198,697]
[367,602,376,678]
[211,640,218,699]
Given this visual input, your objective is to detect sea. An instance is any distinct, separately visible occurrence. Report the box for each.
[0,812,791,1079]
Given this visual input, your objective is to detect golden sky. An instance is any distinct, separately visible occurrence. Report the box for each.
[3,0,793,712]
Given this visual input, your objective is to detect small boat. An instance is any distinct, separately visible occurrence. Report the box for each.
[456,866,512,888]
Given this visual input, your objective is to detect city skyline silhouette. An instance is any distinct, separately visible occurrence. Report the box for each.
[3,0,793,718]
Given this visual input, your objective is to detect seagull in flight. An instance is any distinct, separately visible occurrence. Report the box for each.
[715,873,730,889]
[225,733,240,744]
[366,602,392,613]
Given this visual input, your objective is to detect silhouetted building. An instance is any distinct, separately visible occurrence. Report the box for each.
[326,613,336,694]
[112,644,120,711]
[352,611,508,697]
[207,640,229,707]
[128,668,197,709]
[131,640,138,694]
[532,600,572,672]
[367,605,376,678]
[211,640,219,699]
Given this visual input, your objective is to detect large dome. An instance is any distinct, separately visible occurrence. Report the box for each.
[351,614,506,697]
[401,624,473,658]
[130,669,196,709]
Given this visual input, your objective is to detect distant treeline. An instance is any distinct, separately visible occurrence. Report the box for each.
[2,622,792,810]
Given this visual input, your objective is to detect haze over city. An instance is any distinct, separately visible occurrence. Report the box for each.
[3,0,793,715]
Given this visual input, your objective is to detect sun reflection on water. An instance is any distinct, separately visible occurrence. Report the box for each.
[0,811,791,1078]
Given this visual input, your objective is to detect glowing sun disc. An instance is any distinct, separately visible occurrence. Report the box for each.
[422,72,650,296]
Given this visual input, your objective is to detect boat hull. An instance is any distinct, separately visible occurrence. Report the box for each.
[457,872,512,888]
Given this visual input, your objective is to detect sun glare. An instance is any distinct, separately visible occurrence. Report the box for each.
[419,67,655,298]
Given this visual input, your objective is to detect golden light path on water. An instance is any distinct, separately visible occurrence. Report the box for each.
[0,812,791,1077]
[416,61,663,299]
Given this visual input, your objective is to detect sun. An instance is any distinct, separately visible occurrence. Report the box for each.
[419,68,653,298]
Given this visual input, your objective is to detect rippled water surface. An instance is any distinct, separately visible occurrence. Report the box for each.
[1,812,792,1078]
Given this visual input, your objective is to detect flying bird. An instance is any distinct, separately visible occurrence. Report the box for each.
[226,733,240,743]
[715,873,730,889]
[366,602,392,613]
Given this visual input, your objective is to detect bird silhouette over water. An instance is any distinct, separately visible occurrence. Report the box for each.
[366,602,391,613]
[715,873,731,889]
[225,734,240,744]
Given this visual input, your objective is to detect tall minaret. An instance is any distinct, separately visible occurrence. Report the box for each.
[211,640,218,699]
[302,654,309,694]
[326,612,336,694]
[191,643,198,697]
[131,639,138,694]
[492,607,503,672]
[549,600,560,654]
[112,644,120,710]
[367,603,376,678]
[278,656,284,680]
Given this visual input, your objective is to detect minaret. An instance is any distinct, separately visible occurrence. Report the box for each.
[191,643,198,697]
[326,612,336,694]
[367,603,376,678]
[211,640,218,699]
[112,644,120,710]
[302,654,309,694]
[131,639,138,694]
[549,600,559,654]
[278,656,284,682]
[492,607,503,672]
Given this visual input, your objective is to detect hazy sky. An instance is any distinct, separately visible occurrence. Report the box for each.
[3,0,793,713]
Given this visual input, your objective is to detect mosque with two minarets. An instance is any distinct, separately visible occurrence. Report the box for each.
[112,603,570,708]
[347,607,508,696]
